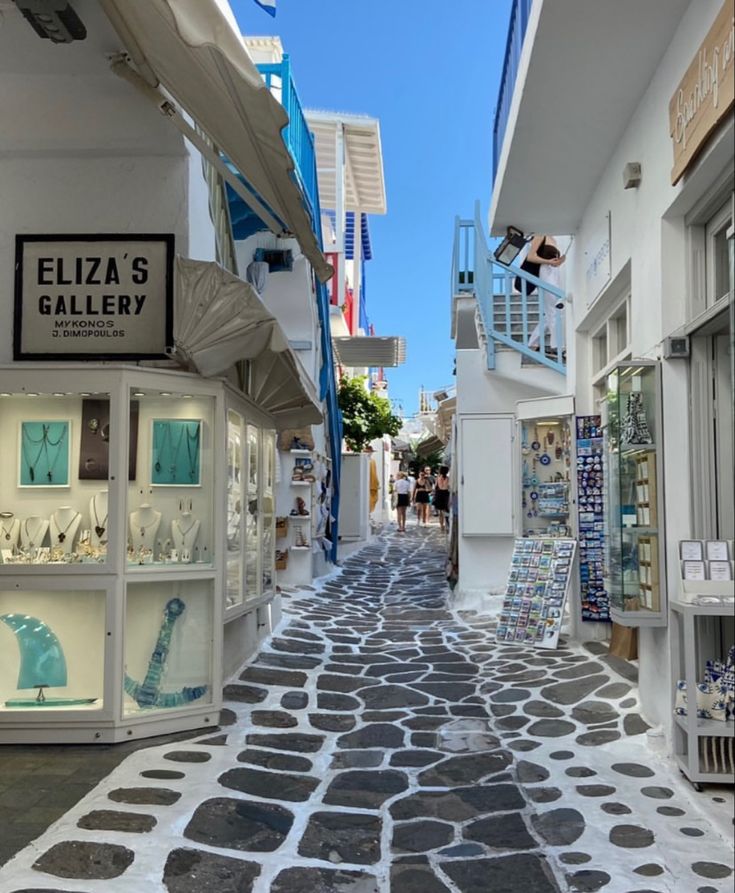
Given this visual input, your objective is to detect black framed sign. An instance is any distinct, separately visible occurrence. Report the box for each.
[14,234,175,360]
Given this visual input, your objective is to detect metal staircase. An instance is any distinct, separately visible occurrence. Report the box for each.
[451,202,566,375]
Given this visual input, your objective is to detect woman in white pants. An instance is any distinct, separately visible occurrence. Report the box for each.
[526,235,565,353]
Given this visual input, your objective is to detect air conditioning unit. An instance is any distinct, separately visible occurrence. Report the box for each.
[254,248,293,272]
[663,336,690,359]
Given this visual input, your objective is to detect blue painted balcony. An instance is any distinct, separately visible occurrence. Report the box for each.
[451,202,566,375]
[257,55,319,227]
[493,0,532,183]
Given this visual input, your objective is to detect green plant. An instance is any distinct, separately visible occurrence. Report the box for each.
[338,376,402,452]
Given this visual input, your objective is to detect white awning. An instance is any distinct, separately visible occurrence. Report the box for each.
[174,258,322,428]
[100,0,332,282]
[332,336,406,368]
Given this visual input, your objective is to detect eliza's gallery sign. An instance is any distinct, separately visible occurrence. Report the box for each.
[669,0,735,185]
[14,234,174,360]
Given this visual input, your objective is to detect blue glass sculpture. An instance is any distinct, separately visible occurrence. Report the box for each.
[0,613,96,706]
[124,597,208,709]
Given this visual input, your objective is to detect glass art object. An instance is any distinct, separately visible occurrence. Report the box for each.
[124,597,208,708]
[0,613,96,706]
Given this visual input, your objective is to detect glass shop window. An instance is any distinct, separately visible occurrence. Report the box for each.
[226,410,244,611]
[126,389,215,569]
[0,391,113,567]
[706,199,733,307]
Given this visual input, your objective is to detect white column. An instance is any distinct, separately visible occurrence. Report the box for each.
[335,124,346,313]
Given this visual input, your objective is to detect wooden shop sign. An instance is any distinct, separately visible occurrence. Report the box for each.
[669,0,735,185]
[14,234,174,360]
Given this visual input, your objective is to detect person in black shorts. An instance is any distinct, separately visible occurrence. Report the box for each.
[394,471,411,532]
[413,470,431,526]
[433,465,450,532]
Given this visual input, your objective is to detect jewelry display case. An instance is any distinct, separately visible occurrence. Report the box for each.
[0,367,224,743]
[605,361,667,626]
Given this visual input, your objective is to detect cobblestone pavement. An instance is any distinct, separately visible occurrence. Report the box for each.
[0,527,732,893]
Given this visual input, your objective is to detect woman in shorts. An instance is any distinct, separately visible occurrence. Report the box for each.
[413,470,431,526]
[394,471,411,532]
[433,465,450,532]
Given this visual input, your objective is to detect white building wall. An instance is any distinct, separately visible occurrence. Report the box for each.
[567,0,733,733]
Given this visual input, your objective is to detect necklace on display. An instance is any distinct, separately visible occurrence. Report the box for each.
[92,497,108,540]
[24,518,45,548]
[186,424,200,481]
[53,511,80,544]
[1,519,15,541]
[174,518,197,540]
[137,515,158,538]
[154,423,173,475]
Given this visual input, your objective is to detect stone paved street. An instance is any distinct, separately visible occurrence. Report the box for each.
[0,528,732,893]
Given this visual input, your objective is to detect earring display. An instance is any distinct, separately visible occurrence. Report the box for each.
[0,613,97,707]
[124,597,208,709]
[19,421,70,487]
[79,398,139,481]
[151,419,202,486]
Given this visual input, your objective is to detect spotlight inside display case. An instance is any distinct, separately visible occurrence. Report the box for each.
[605,361,667,626]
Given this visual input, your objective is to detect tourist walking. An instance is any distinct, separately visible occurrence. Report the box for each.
[394,471,411,532]
[413,470,432,526]
[433,465,450,531]
[526,235,566,355]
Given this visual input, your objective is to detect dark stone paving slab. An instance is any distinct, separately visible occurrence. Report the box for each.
[392,820,454,853]
[531,808,586,845]
[516,760,550,783]
[309,713,356,732]
[464,812,536,849]
[184,798,292,852]
[162,848,260,892]
[281,691,309,709]
[32,841,134,880]
[251,711,298,728]
[317,692,362,711]
[337,724,404,749]
[245,733,324,753]
[390,785,525,821]
[390,862,452,893]
[323,770,409,808]
[237,749,312,772]
[541,676,610,706]
[441,853,561,893]
[141,769,185,780]
[565,869,611,891]
[219,768,319,802]
[331,751,385,769]
[358,684,430,709]
[257,653,322,670]
[77,810,156,833]
[609,825,655,848]
[163,751,211,763]
[271,867,379,892]
[222,684,268,704]
[299,812,382,864]
[417,751,512,786]
[108,787,181,806]
[240,666,308,687]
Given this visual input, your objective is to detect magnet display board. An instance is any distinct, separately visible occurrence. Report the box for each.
[496,537,576,650]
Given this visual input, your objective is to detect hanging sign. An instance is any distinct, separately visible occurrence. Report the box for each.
[584,212,611,307]
[14,234,174,361]
[669,0,735,185]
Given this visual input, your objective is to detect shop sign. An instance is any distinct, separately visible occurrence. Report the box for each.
[14,234,174,360]
[584,212,611,307]
[669,0,735,185]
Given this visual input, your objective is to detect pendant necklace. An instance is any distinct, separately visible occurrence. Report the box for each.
[24,518,44,548]
[53,511,80,544]
[92,497,108,541]
[186,424,200,481]
[44,425,67,483]
[1,520,15,542]
[21,425,48,483]
[154,423,172,475]
[174,518,197,540]
[136,515,158,538]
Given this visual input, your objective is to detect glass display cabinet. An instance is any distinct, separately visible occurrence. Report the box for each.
[517,397,575,539]
[605,360,667,626]
[0,367,225,743]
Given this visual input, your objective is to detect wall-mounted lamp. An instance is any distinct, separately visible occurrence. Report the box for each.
[15,0,86,43]
[623,162,642,190]
[493,226,527,265]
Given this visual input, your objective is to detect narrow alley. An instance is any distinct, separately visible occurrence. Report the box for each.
[1,528,731,893]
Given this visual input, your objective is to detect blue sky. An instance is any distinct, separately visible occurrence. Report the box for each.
[233,0,513,417]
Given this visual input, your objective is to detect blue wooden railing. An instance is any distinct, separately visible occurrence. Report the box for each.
[493,0,533,183]
[451,202,566,375]
[257,55,319,226]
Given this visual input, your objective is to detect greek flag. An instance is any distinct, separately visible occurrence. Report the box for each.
[253,0,276,15]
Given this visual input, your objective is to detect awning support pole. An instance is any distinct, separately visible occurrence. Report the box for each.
[110,56,288,238]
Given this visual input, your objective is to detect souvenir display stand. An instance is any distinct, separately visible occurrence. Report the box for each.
[671,572,735,789]
[576,416,610,622]
[275,447,315,587]
[516,397,575,539]
[605,361,667,627]
[496,537,577,649]
[0,365,262,743]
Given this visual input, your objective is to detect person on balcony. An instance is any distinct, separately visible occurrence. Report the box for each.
[526,235,565,356]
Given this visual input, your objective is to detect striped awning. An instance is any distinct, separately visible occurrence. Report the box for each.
[332,336,406,368]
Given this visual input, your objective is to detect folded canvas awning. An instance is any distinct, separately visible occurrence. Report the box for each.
[100,0,331,282]
[174,258,322,428]
[332,336,406,368]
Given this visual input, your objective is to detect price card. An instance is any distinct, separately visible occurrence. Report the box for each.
[706,541,730,560]
[680,540,703,561]
[682,560,706,581]
[708,560,733,581]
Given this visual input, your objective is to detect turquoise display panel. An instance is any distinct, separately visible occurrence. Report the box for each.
[19,420,70,487]
[151,419,201,486]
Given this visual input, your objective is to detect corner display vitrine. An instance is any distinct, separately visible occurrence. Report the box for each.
[605,361,667,626]
[0,366,274,743]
